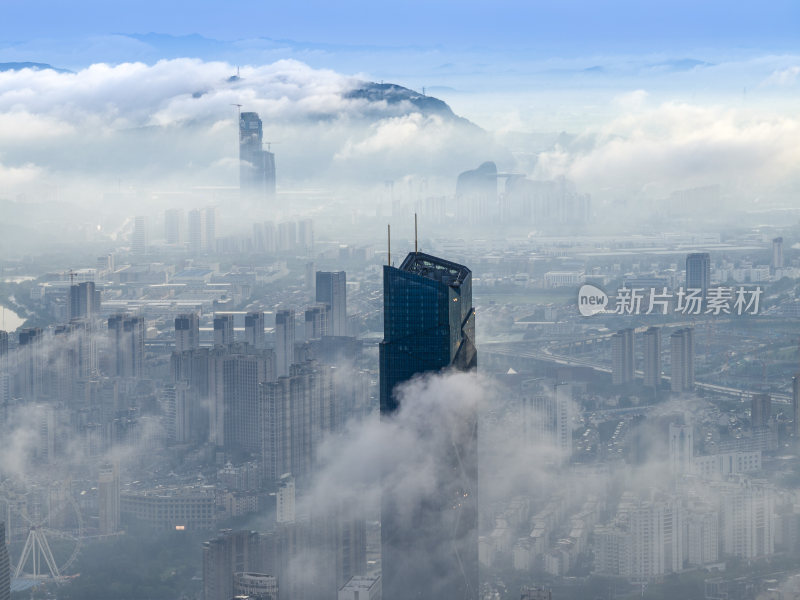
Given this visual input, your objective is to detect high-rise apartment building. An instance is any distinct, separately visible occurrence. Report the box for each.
[204,207,216,253]
[132,216,147,255]
[69,281,100,321]
[239,112,276,201]
[107,315,145,377]
[751,393,771,429]
[611,328,635,385]
[261,361,337,486]
[668,423,693,475]
[594,496,683,581]
[316,271,347,336]
[522,382,572,463]
[715,480,775,559]
[772,237,784,272]
[304,305,328,340]
[220,347,276,453]
[188,209,203,254]
[164,208,182,245]
[670,328,695,393]
[175,313,200,352]
[643,327,661,388]
[98,463,120,534]
[213,314,235,346]
[379,252,477,600]
[244,312,265,349]
[686,252,711,292]
[275,309,295,378]
[203,529,263,600]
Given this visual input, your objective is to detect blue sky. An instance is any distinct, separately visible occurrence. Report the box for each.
[2,0,798,65]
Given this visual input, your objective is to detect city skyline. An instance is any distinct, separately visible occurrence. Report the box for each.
[2,3,800,600]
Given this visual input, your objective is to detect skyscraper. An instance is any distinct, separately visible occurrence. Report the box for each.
[239,112,276,201]
[379,251,477,600]
[175,313,200,352]
[275,309,295,378]
[204,207,216,253]
[643,327,661,388]
[261,361,337,486]
[668,423,694,475]
[304,305,328,340]
[69,281,100,321]
[751,393,771,429]
[213,314,235,346]
[772,237,784,272]
[107,315,145,377]
[188,209,203,254]
[203,529,263,600]
[670,328,695,393]
[686,252,711,292]
[165,208,182,245]
[522,382,573,463]
[316,271,347,336]
[611,328,635,385]
[98,463,120,534]
[132,216,147,255]
[244,311,265,349]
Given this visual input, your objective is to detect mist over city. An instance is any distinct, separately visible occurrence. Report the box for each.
[1,2,800,599]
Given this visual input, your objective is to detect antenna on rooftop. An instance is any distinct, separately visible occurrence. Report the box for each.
[387,224,391,267]
[414,213,418,254]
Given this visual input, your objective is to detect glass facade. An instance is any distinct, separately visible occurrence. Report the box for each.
[379,251,478,600]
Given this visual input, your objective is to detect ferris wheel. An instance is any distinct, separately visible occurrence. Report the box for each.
[1,480,84,582]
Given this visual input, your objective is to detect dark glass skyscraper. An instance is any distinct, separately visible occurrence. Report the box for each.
[379,251,478,600]
[239,111,276,201]
[685,252,711,292]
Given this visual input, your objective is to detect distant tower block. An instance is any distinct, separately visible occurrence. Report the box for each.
[611,328,635,385]
[685,252,711,292]
[244,311,265,349]
[772,237,784,273]
[316,271,347,336]
[175,313,200,352]
[213,314,234,346]
[643,327,662,388]
[132,216,147,255]
[670,328,695,393]
[239,111,276,201]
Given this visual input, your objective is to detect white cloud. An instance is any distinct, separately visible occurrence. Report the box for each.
[762,65,800,86]
[534,102,800,199]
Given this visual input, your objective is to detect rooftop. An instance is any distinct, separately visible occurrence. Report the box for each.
[399,252,470,287]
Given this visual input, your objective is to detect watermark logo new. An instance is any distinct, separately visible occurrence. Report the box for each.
[578,284,609,316]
